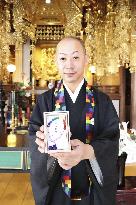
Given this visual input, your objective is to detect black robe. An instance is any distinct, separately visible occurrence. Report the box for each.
[28,85,119,205]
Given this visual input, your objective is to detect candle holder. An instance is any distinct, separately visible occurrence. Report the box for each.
[7,102,17,147]
[7,64,16,84]
[0,81,5,126]
[32,76,35,106]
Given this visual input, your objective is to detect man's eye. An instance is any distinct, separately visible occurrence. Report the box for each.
[73,56,79,60]
[60,57,66,61]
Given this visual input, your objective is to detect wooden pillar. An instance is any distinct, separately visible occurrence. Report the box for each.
[119,66,126,122]
[130,72,136,128]
[22,38,30,84]
[13,42,23,82]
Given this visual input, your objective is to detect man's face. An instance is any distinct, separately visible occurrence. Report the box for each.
[56,39,88,86]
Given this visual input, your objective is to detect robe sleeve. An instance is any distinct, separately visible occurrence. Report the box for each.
[86,91,119,205]
[91,91,120,204]
[89,158,103,186]
[28,94,50,205]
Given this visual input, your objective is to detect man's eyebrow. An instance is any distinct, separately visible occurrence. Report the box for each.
[72,51,79,54]
[58,51,79,55]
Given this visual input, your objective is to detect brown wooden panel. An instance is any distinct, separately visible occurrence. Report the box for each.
[22,184,35,205]
[0,174,14,198]
[0,173,31,205]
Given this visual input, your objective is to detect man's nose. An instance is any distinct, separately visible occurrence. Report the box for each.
[65,58,73,69]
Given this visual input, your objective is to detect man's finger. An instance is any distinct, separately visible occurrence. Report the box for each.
[48,152,69,158]
[38,146,45,153]
[35,138,45,148]
[36,131,45,140]
[40,125,44,132]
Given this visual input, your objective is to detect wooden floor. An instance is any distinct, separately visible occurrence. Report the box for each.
[0,173,35,205]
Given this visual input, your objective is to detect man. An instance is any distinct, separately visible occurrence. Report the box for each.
[29,37,119,205]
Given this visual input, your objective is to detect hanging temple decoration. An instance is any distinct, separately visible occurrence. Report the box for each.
[0,0,136,83]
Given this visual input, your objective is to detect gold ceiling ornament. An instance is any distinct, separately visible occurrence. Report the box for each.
[1,0,136,82]
[129,35,136,73]
[105,0,131,73]
[0,1,11,83]
[85,0,132,76]
[85,9,96,65]
[12,0,24,43]
[13,0,36,43]
[93,21,106,76]
[104,0,119,74]
[84,9,95,70]
[21,0,66,25]
[114,0,131,66]
[63,0,82,37]
[85,4,107,76]
[72,0,90,8]
[129,1,136,73]
[35,25,64,41]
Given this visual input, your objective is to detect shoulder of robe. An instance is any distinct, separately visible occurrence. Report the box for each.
[93,87,110,103]
[36,87,55,103]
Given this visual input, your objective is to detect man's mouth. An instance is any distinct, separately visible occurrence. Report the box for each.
[64,72,76,75]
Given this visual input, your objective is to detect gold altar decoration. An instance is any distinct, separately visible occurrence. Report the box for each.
[32,46,60,81]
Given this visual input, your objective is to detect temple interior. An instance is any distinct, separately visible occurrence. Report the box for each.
[0,0,136,204]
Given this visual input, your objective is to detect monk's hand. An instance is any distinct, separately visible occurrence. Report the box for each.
[49,139,95,170]
[35,125,47,153]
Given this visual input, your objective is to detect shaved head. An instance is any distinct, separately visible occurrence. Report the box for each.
[56,36,86,55]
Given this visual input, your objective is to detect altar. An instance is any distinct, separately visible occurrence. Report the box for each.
[0,132,29,172]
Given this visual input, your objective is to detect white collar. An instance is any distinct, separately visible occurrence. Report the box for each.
[63,79,85,103]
